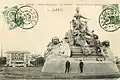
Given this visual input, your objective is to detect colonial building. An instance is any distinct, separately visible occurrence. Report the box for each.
[5,51,31,67]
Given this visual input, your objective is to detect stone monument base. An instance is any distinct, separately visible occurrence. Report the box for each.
[41,57,119,74]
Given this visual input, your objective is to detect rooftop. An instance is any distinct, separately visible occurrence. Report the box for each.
[5,51,30,54]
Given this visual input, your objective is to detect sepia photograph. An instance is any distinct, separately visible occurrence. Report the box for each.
[0,0,120,80]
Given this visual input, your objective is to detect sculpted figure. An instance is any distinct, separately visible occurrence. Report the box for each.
[44,36,71,58]
[102,40,115,61]
[72,7,89,33]
[92,34,102,54]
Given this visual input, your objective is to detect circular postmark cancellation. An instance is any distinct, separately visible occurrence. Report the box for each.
[15,6,39,29]
[99,5,120,32]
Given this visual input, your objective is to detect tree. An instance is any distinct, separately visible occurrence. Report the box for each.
[30,57,45,67]
[0,57,7,66]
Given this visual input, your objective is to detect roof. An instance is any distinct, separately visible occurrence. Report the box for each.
[5,51,30,54]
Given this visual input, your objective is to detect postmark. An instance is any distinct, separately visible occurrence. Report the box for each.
[15,6,39,29]
[99,4,120,32]
[3,5,38,30]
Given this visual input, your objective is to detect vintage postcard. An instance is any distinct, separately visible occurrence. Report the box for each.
[0,0,120,80]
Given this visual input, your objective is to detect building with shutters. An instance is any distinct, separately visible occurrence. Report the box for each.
[5,51,30,67]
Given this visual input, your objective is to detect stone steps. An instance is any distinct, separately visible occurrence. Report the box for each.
[70,46,83,53]
[70,46,101,57]
[71,52,104,57]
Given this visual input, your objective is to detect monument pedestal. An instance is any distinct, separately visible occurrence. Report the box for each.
[42,57,119,74]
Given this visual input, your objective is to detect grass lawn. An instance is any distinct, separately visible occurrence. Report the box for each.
[0,66,119,79]
[0,64,119,79]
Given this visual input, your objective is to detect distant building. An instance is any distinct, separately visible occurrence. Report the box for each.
[5,51,31,67]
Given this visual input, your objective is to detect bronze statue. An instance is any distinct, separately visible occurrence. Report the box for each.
[72,7,89,32]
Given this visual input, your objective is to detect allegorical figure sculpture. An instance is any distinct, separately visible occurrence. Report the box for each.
[72,7,89,33]
[64,7,112,56]
[44,7,114,58]
[44,36,71,59]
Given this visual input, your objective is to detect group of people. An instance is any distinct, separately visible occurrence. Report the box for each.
[65,60,84,73]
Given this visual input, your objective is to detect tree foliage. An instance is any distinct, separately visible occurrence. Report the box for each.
[30,57,45,67]
[0,57,7,66]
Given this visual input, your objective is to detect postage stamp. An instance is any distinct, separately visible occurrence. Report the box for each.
[99,4,120,32]
[3,6,19,30]
[3,5,38,30]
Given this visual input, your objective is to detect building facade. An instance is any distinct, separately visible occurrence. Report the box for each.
[5,51,30,67]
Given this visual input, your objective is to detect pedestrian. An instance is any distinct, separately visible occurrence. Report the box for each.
[65,60,70,73]
[79,60,84,73]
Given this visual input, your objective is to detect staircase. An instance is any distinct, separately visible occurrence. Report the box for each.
[70,46,104,58]
[70,46,83,57]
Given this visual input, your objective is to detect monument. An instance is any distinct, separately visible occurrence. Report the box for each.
[42,7,119,74]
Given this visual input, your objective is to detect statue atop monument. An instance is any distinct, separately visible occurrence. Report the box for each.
[74,7,89,20]
[45,7,114,59]
[64,7,111,57]
[72,7,89,32]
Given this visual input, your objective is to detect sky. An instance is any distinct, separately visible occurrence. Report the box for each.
[0,0,120,57]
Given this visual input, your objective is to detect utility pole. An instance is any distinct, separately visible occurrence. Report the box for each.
[1,44,3,58]
[0,44,3,67]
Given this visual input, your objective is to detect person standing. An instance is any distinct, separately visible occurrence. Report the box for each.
[79,60,84,73]
[65,60,70,73]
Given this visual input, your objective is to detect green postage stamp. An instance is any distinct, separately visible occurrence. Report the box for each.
[3,5,39,30]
